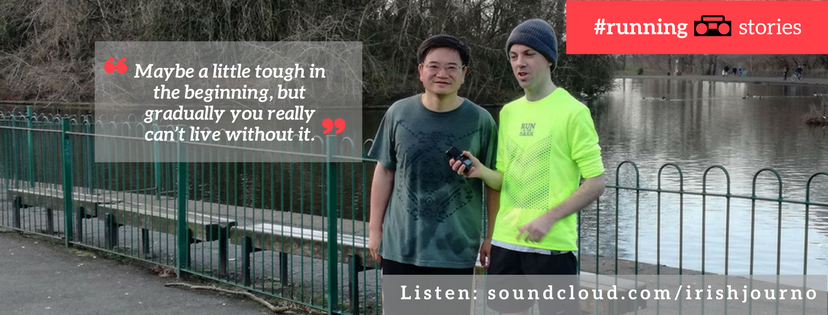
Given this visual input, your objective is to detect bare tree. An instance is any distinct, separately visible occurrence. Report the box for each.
[0,0,617,105]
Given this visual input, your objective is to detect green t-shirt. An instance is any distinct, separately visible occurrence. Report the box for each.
[367,94,497,268]
[493,88,604,251]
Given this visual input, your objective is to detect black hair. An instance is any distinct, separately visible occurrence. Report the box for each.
[416,35,471,67]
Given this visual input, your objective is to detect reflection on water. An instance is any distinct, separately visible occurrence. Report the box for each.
[582,78,828,276]
[596,78,827,196]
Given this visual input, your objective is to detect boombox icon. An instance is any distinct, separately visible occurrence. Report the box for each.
[694,15,731,36]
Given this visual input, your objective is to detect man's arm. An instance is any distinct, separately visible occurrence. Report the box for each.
[479,186,500,268]
[543,174,606,222]
[479,166,504,191]
[370,163,394,231]
[484,186,500,239]
[518,174,606,242]
[369,163,395,262]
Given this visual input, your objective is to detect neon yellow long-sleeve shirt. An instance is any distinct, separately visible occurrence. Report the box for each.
[493,88,605,251]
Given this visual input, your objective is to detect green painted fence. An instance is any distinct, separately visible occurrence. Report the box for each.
[2,108,827,315]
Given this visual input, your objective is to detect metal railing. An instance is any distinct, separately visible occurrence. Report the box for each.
[2,108,827,315]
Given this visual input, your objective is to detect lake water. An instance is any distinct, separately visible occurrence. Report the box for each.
[586,78,828,277]
[365,78,828,276]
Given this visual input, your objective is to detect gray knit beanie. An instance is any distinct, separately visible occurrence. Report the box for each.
[506,19,558,71]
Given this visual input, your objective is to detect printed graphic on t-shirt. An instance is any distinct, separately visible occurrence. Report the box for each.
[503,135,552,209]
[395,122,479,222]
[519,123,536,136]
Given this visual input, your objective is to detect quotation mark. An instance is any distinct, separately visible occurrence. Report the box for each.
[104,57,128,73]
[322,118,346,135]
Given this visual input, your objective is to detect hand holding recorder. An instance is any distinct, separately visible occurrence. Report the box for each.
[446,146,482,178]
[447,146,504,191]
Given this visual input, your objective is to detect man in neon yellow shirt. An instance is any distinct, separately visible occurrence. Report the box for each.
[451,19,606,315]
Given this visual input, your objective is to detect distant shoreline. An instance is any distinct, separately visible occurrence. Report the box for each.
[615,74,828,87]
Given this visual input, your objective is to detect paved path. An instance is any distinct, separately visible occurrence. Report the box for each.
[0,229,313,315]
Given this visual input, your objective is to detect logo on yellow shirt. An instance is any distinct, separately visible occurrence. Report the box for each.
[519,123,535,136]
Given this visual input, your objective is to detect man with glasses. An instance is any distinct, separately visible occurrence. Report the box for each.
[367,34,498,278]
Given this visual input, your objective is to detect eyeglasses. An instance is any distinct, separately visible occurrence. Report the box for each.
[421,63,466,74]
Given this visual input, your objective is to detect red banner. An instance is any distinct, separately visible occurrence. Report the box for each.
[566,1,828,54]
